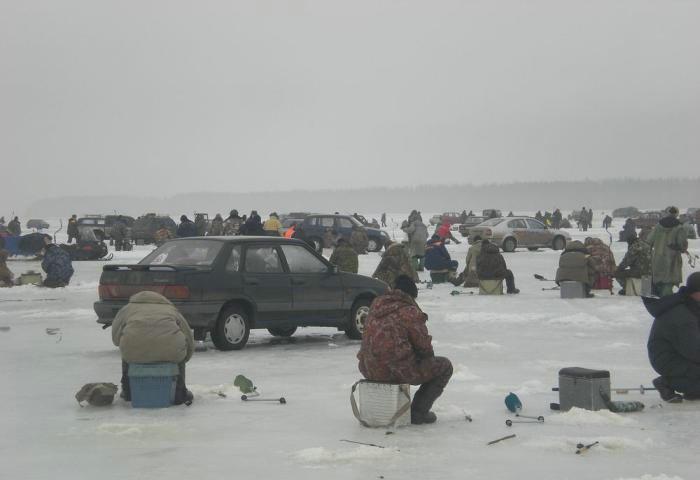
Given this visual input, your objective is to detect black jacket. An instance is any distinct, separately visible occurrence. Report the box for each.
[176,220,198,238]
[477,243,508,280]
[645,289,700,377]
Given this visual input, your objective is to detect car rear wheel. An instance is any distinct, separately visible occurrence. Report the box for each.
[502,237,517,252]
[211,305,250,350]
[345,298,372,340]
[267,326,297,337]
[552,236,566,251]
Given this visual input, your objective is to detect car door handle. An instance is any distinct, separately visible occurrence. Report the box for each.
[244,280,260,286]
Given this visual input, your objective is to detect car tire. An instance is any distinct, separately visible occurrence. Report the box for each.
[345,298,372,340]
[211,305,250,351]
[502,237,517,253]
[267,326,297,337]
[552,236,566,251]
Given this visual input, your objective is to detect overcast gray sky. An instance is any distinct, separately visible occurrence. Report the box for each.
[2,0,699,213]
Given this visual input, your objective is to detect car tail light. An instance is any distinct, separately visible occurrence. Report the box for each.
[99,284,190,300]
[162,285,190,300]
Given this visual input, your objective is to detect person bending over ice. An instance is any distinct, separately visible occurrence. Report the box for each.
[646,273,700,403]
[357,275,453,424]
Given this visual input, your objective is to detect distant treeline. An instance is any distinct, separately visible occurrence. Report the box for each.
[24,178,700,218]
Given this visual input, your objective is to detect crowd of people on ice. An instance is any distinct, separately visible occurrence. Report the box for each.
[2,206,699,418]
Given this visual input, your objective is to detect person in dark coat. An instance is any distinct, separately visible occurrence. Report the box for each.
[614,235,651,294]
[176,215,197,238]
[7,217,21,236]
[357,275,453,424]
[552,209,562,229]
[41,238,74,287]
[111,216,129,251]
[620,218,637,242]
[67,215,79,244]
[242,211,265,236]
[646,273,700,402]
[424,235,458,273]
[476,240,519,294]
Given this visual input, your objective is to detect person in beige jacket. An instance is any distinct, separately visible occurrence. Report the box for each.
[112,291,195,404]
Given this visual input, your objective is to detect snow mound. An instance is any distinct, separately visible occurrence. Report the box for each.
[512,379,547,395]
[604,342,632,349]
[549,407,637,426]
[293,445,398,465]
[443,311,549,325]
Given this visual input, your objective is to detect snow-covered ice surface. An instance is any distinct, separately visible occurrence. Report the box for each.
[2,216,699,480]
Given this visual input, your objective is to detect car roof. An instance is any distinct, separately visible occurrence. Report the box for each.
[167,236,310,245]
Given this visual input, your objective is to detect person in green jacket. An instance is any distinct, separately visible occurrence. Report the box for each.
[646,207,688,297]
[614,235,652,294]
[329,238,358,274]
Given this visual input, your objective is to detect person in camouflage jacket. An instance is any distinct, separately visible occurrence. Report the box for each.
[223,210,243,236]
[41,240,74,287]
[584,237,617,277]
[350,225,369,254]
[615,236,652,293]
[209,214,225,236]
[153,224,174,246]
[357,275,453,424]
[329,238,358,273]
[372,242,418,287]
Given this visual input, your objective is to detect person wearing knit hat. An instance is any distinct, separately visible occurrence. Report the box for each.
[645,272,700,402]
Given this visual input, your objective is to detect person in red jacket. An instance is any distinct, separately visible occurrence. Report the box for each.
[357,275,453,424]
[436,221,461,244]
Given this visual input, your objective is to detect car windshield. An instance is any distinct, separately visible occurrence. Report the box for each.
[479,218,505,226]
[140,240,224,266]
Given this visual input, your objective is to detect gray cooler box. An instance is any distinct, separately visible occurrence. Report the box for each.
[558,367,610,411]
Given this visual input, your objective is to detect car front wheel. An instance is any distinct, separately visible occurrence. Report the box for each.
[211,305,250,350]
[345,298,372,340]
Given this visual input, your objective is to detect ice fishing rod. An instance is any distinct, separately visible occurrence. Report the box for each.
[534,274,556,282]
[552,385,656,395]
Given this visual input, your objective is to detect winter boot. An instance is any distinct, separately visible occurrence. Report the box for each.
[410,381,445,425]
[653,376,683,403]
[449,272,465,287]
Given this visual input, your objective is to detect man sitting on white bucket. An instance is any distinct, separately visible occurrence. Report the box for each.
[112,291,195,405]
[357,275,453,424]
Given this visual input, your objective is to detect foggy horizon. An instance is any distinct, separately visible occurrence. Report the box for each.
[2,1,700,213]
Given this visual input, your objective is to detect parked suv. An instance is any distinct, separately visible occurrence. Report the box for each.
[301,214,390,252]
[77,215,106,241]
[132,213,177,244]
[94,237,388,350]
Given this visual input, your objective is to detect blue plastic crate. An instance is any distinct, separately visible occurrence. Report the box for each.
[128,363,178,408]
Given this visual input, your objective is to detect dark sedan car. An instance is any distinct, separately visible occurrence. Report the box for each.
[94,237,388,350]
